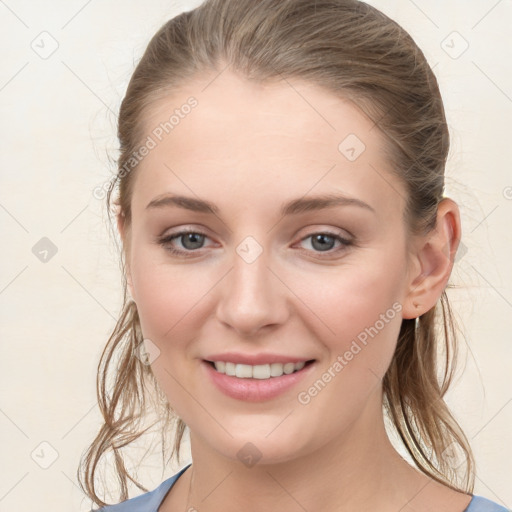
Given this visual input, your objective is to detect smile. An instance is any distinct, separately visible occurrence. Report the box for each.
[202,359,317,402]
[207,360,314,379]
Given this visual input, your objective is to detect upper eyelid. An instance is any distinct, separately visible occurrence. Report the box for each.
[161,227,213,242]
[160,223,353,238]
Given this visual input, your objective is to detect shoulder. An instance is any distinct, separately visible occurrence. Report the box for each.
[465,495,510,512]
[90,464,191,512]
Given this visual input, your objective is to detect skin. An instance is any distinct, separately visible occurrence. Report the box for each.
[117,69,472,512]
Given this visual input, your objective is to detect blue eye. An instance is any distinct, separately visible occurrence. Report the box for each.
[158,230,211,256]
[297,232,352,256]
[157,230,353,258]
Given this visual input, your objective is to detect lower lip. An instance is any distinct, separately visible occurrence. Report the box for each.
[201,360,316,402]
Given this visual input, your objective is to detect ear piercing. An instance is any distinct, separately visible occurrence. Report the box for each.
[413,302,421,323]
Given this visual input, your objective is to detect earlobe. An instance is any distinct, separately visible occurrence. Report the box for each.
[402,198,461,319]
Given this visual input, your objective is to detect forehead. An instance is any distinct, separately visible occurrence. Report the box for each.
[143,70,379,155]
[131,70,406,218]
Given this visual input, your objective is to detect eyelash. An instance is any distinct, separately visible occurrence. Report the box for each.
[156,228,353,259]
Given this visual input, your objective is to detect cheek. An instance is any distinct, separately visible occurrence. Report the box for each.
[129,242,231,377]
[292,253,406,376]
[131,255,203,344]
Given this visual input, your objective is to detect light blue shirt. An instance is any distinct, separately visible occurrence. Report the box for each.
[93,463,509,512]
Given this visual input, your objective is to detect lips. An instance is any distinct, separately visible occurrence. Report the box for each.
[201,358,316,402]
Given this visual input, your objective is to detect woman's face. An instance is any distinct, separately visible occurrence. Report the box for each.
[121,70,416,464]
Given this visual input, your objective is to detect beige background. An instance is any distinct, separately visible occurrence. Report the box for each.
[0,0,510,510]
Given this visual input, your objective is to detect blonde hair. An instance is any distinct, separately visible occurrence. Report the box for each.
[78,0,475,506]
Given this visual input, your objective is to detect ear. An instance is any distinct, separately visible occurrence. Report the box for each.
[402,198,461,319]
[117,211,136,301]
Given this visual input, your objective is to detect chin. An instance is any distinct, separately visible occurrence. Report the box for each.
[197,427,313,468]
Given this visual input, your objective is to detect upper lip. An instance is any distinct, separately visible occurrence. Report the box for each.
[204,352,314,365]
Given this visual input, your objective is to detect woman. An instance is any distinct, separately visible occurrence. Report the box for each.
[79,0,509,510]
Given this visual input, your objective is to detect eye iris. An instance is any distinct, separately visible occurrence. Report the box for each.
[311,234,335,252]
[182,233,204,250]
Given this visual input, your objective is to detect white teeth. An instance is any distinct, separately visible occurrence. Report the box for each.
[253,364,270,379]
[235,364,253,378]
[212,360,307,379]
[225,362,236,376]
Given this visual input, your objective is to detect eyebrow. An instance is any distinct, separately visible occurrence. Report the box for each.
[145,192,376,216]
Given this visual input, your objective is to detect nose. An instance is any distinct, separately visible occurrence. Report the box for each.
[215,245,290,337]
